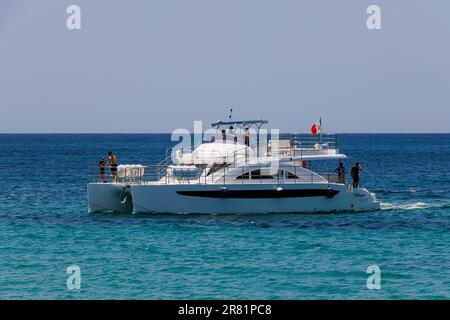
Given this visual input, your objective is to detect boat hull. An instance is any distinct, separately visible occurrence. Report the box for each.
[87,182,380,214]
[128,183,380,214]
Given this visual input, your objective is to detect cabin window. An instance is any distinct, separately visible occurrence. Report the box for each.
[285,171,299,179]
[236,172,250,179]
[236,169,299,180]
[251,170,274,179]
[236,169,274,180]
[207,162,230,176]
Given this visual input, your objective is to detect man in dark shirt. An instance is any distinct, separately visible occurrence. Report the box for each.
[335,161,345,184]
[351,162,362,189]
[99,155,106,183]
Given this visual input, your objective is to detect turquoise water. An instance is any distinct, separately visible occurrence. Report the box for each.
[0,134,449,299]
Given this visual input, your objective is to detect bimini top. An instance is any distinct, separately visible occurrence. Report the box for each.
[210,119,268,128]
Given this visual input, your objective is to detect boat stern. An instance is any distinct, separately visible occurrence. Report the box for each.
[351,187,381,211]
[87,183,133,213]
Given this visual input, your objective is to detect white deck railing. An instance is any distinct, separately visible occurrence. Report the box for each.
[89,164,341,186]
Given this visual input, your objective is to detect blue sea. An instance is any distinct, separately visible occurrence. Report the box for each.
[0,134,449,299]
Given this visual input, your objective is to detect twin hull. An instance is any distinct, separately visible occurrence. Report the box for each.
[87,183,380,214]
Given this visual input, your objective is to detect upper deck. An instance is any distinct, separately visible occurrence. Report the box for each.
[89,133,343,186]
[172,132,343,166]
[89,120,344,185]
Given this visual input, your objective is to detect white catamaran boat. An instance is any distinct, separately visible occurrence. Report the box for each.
[87,119,380,214]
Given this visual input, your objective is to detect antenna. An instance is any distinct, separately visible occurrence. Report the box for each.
[228,108,233,121]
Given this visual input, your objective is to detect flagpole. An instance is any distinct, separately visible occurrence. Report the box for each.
[319,117,322,144]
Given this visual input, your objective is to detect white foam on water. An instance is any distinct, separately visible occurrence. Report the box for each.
[381,202,446,211]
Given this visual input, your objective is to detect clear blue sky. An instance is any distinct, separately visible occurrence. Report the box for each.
[0,0,449,133]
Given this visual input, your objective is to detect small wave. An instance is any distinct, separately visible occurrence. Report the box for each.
[376,189,418,195]
[381,202,450,211]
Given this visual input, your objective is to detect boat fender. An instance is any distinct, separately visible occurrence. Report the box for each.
[221,186,228,192]
[120,185,131,205]
[276,186,283,192]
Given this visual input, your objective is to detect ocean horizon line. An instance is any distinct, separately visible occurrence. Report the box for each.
[0,132,449,135]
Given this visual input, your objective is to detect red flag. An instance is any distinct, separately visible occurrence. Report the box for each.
[311,123,318,135]
[311,119,321,136]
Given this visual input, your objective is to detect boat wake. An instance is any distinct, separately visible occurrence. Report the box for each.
[381,201,450,211]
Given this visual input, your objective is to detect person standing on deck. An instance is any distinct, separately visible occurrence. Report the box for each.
[108,151,118,183]
[351,162,362,189]
[335,161,345,184]
[99,155,106,183]
[228,126,236,144]
[244,128,251,147]
[221,129,226,143]
[243,128,251,163]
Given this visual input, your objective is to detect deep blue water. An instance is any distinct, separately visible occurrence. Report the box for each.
[0,134,449,299]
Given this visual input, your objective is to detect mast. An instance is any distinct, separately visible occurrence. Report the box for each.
[319,117,323,144]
